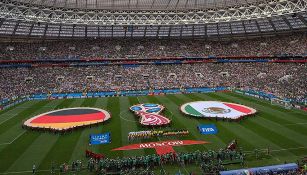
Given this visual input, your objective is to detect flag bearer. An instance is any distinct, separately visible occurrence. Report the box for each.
[32,164,36,174]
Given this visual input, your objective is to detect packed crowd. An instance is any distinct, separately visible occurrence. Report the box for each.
[0,62,306,104]
[0,34,306,60]
[128,129,189,141]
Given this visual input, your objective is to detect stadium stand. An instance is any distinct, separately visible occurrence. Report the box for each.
[0,34,306,60]
[0,62,306,105]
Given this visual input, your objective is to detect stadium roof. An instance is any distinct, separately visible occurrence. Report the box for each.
[0,0,306,38]
[10,0,265,11]
[0,13,306,39]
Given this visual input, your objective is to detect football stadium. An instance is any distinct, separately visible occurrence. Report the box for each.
[0,0,307,174]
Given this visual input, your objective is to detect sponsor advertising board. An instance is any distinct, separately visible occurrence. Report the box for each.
[198,124,218,134]
[90,132,111,145]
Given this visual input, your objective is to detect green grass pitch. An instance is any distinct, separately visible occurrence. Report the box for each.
[0,92,306,174]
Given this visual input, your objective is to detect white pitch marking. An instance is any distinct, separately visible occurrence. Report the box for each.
[0,131,27,146]
[136,96,141,103]
[0,169,51,174]
[119,110,138,123]
[14,106,55,109]
[283,122,307,126]
[270,146,306,152]
[243,146,306,154]
[0,115,18,125]
[0,103,60,145]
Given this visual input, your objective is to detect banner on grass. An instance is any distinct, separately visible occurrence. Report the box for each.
[180,101,257,120]
[198,124,218,135]
[113,140,209,155]
[90,132,111,145]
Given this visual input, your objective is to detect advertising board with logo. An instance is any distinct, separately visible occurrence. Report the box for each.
[90,132,111,145]
[198,124,218,135]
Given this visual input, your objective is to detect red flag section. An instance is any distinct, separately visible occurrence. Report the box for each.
[31,113,104,123]
[113,140,209,155]
[155,146,176,155]
[223,102,252,114]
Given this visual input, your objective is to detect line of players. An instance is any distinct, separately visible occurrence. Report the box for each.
[127,129,189,141]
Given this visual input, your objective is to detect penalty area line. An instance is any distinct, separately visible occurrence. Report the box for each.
[0,105,60,146]
[0,115,18,125]
[0,169,51,174]
[0,131,26,146]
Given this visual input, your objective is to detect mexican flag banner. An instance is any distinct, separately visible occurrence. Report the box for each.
[180,101,256,119]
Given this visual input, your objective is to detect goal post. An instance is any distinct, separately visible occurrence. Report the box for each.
[271,98,292,109]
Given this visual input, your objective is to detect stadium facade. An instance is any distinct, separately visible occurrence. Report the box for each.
[0,0,306,39]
